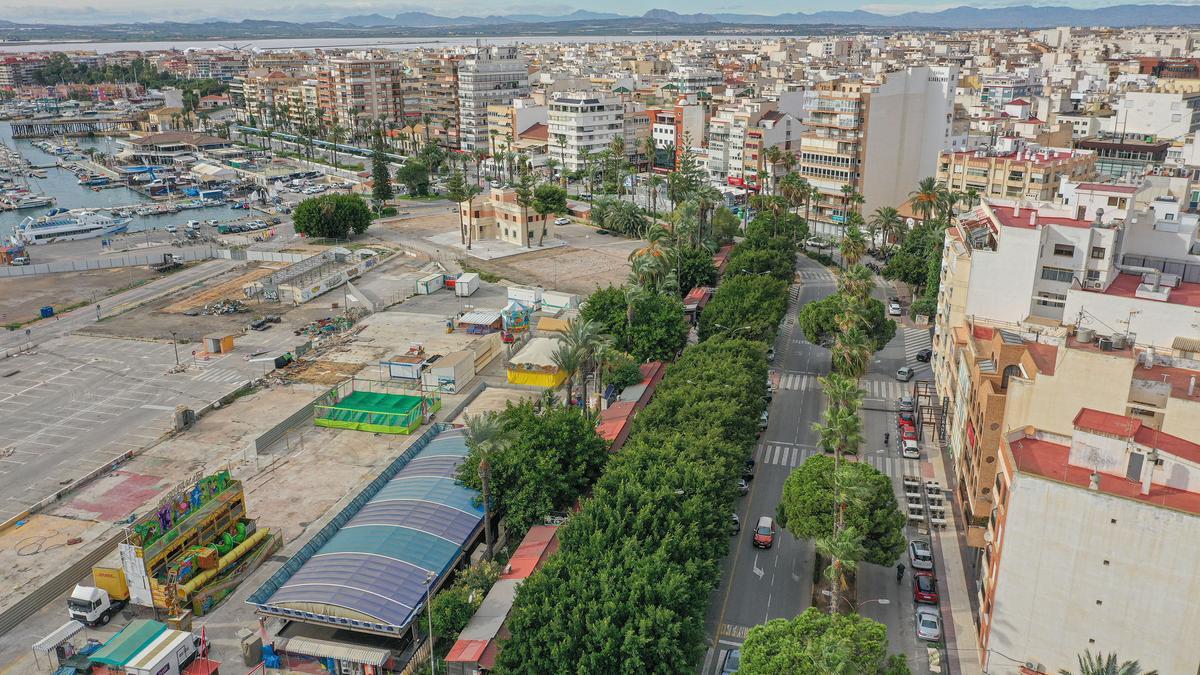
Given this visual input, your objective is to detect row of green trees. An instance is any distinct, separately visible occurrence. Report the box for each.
[495,337,771,672]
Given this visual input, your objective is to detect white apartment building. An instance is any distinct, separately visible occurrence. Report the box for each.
[458,46,530,152]
[546,92,624,171]
[982,414,1200,675]
[704,100,799,190]
[671,66,722,95]
[1112,90,1200,140]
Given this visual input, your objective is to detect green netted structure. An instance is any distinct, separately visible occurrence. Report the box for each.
[314,380,441,434]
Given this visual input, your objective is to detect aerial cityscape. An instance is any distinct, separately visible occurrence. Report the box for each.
[0,5,1197,674]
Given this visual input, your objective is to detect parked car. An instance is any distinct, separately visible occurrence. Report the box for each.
[805,237,831,249]
[766,346,775,362]
[595,229,610,235]
[902,439,920,459]
[916,348,933,362]
[554,217,570,225]
[888,301,903,316]
[913,571,938,604]
[909,540,935,570]
[721,648,741,675]
[580,193,593,200]
[270,217,282,225]
[915,606,942,641]
[736,478,750,496]
[896,366,915,382]
[900,426,918,442]
[897,395,915,412]
[752,516,776,549]
[897,411,916,429]
[759,410,769,430]
[730,514,741,535]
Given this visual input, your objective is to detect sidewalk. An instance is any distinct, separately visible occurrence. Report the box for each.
[926,445,983,675]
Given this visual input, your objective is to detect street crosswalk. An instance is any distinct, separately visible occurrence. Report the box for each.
[796,269,832,282]
[901,326,933,363]
[776,371,911,401]
[190,367,252,384]
[755,441,923,477]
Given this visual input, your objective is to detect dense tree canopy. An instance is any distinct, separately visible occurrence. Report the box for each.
[292,193,372,239]
[34,54,227,95]
[740,608,910,675]
[698,275,789,342]
[495,339,770,674]
[676,246,719,295]
[456,401,609,538]
[370,147,394,208]
[777,455,907,566]
[395,159,432,196]
[797,293,896,351]
[580,286,687,363]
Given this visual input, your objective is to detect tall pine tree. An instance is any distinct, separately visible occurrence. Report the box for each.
[371,145,394,212]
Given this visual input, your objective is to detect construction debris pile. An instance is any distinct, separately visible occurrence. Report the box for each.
[295,307,368,337]
[204,299,249,315]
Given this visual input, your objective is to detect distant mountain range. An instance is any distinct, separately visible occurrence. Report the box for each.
[1,4,1199,43]
[336,5,1200,30]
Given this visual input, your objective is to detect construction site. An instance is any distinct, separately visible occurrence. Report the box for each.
[0,207,621,672]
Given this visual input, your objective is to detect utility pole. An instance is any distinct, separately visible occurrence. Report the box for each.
[170,331,179,365]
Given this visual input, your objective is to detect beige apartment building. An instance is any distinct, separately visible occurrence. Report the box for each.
[326,55,410,132]
[459,187,556,248]
[798,65,957,234]
[413,54,460,148]
[936,140,1095,203]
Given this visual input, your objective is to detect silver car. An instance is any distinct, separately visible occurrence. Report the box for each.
[910,540,934,570]
[916,606,942,641]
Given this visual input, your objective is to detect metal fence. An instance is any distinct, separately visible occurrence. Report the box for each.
[0,246,219,277]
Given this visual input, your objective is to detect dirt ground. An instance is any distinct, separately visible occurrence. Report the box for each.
[161,267,278,314]
[80,263,301,342]
[0,267,158,327]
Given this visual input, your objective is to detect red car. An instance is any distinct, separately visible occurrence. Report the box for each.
[752,516,776,549]
[901,426,918,442]
[913,571,938,604]
[898,411,916,429]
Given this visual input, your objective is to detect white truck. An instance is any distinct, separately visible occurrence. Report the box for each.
[67,566,129,627]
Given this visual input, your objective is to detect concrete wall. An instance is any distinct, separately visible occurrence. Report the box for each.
[965,226,1042,324]
[861,65,957,217]
[986,471,1200,674]
[1062,286,1192,349]
[1004,347,1135,436]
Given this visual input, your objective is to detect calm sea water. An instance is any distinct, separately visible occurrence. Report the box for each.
[0,34,777,54]
[0,121,241,238]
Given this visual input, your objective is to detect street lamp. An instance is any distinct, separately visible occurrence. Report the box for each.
[170,331,179,365]
[820,590,890,612]
[422,571,437,675]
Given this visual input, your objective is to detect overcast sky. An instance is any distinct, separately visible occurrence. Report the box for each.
[0,0,1152,24]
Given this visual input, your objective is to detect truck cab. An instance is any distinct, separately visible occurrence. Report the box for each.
[68,585,121,626]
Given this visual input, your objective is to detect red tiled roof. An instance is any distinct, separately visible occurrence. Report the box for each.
[520,122,549,141]
[1007,98,1030,105]
[1091,273,1200,308]
[1009,435,1200,515]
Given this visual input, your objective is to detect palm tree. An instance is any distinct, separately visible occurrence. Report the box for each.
[764,146,782,195]
[840,224,867,266]
[815,526,865,615]
[422,113,433,147]
[328,124,347,169]
[643,136,657,172]
[963,186,980,210]
[554,134,567,184]
[629,222,670,261]
[551,342,582,407]
[909,177,940,222]
[514,170,536,247]
[817,373,864,413]
[463,411,510,561]
[647,174,664,220]
[440,117,452,149]
[609,201,647,238]
[837,264,874,301]
[870,206,902,252]
[1059,652,1158,675]
[579,147,593,199]
[472,149,489,187]
[544,157,559,184]
[563,319,605,410]
[833,328,872,380]
[610,136,626,195]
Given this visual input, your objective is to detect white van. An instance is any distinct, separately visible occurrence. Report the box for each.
[902,439,920,459]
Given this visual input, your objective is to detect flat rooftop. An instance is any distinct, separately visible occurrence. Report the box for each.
[1009,436,1200,516]
[1091,273,1200,309]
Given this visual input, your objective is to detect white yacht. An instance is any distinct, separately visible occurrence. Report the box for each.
[16,209,131,245]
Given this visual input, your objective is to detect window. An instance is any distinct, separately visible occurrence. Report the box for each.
[1040,267,1073,283]
[1086,269,1101,282]
[1091,246,1106,259]
[1035,292,1067,307]
[1053,244,1075,257]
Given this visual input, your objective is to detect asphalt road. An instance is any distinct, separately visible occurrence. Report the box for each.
[700,255,944,674]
